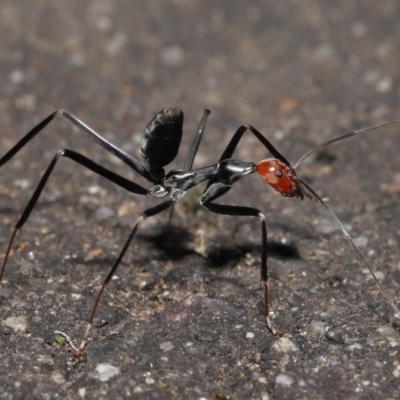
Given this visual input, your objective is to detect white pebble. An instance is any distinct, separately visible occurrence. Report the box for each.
[160,45,185,67]
[5,316,28,332]
[94,206,115,222]
[276,373,294,386]
[353,235,368,247]
[160,341,175,351]
[89,363,120,382]
[9,70,25,83]
[13,178,31,189]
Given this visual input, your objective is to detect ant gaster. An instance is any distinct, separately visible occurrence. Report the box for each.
[0,105,399,359]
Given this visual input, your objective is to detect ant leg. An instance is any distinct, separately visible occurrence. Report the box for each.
[218,124,291,166]
[200,182,284,337]
[78,200,173,359]
[0,110,151,181]
[183,108,211,170]
[0,149,149,286]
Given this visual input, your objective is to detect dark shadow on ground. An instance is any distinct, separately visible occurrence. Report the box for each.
[141,226,300,267]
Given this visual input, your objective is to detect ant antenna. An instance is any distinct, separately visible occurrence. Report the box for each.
[294,176,400,318]
[293,120,400,170]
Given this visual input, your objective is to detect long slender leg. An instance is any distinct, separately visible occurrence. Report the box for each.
[78,200,173,359]
[200,123,294,333]
[0,110,151,181]
[200,182,283,336]
[218,124,291,166]
[183,108,211,170]
[0,149,149,286]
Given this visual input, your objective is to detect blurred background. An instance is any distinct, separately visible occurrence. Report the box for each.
[0,1,399,399]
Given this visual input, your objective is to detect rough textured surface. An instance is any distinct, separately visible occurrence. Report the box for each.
[0,1,400,399]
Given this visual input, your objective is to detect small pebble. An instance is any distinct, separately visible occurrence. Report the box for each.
[160,341,175,351]
[5,316,28,332]
[353,235,368,247]
[89,363,120,382]
[94,206,115,222]
[317,218,338,234]
[13,178,31,189]
[309,320,326,335]
[276,373,294,386]
[272,337,299,353]
[9,70,25,83]
[160,45,185,66]
[376,76,393,93]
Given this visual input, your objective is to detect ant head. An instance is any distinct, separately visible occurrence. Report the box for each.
[255,159,302,198]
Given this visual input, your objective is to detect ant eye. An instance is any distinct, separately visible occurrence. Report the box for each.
[275,170,283,178]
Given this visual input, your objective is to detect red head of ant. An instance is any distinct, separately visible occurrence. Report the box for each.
[255,159,303,199]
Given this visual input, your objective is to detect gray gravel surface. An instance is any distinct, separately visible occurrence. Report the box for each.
[0,1,400,399]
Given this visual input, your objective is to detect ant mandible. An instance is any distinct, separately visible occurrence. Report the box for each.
[0,105,399,360]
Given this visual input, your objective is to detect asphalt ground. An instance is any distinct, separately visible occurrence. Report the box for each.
[0,1,400,399]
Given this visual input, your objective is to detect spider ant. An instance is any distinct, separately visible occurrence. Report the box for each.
[0,105,399,360]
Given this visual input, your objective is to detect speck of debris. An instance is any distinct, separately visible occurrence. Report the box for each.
[9,70,25,83]
[145,377,155,385]
[117,201,136,217]
[376,76,393,93]
[13,178,31,189]
[353,235,369,247]
[317,218,339,234]
[89,363,120,382]
[366,325,400,347]
[83,248,104,262]
[276,373,294,386]
[93,206,115,222]
[87,185,103,194]
[308,320,326,336]
[160,44,185,67]
[348,343,364,351]
[363,269,385,282]
[5,316,28,332]
[160,341,175,351]
[37,354,54,367]
[246,332,255,339]
[272,337,299,353]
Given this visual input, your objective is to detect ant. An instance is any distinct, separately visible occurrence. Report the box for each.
[0,105,399,360]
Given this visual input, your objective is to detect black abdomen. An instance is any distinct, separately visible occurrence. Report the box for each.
[141,106,184,174]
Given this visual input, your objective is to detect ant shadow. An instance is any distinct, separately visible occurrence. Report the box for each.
[140,225,300,269]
